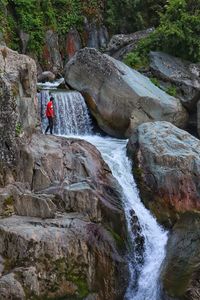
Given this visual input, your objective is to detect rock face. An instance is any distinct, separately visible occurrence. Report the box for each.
[43,30,63,75]
[66,28,82,61]
[161,212,200,300]
[65,48,188,138]
[0,133,130,299]
[149,51,200,111]
[0,46,37,164]
[127,121,200,227]
[106,28,154,60]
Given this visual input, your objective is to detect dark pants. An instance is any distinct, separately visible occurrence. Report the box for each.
[45,117,53,134]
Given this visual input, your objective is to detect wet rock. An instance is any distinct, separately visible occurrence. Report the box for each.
[150,51,200,111]
[161,212,200,300]
[127,121,200,227]
[65,48,188,138]
[106,28,154,60]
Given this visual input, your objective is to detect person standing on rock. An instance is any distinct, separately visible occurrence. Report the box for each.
[45,96,55,135]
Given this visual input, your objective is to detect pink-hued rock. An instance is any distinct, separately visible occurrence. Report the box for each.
[127,121,200,227]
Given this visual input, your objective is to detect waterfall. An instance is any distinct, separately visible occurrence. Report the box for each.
[84,136,168,300]
[39,89,168,299]
[39,90,93,135]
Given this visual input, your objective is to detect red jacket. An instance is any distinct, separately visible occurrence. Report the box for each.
[46,101,54,117]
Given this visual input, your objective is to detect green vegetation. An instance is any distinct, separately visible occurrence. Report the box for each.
[105,0,167,33]
[15,122,23,136]
[166,85,177,97]
[123,0,200,68]
[0,0,101,58]
[0,0,199,66]
[150,77,160,87]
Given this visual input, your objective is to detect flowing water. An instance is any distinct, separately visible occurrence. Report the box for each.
[40,89,168,300]
[39,90,93,135]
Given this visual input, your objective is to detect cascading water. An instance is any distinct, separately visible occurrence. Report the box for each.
[39,88,168,299]
[39,90,93,135]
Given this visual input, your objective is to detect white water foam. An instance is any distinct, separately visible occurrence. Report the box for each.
[70,135,168,300]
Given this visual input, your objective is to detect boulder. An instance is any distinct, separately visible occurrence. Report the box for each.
[149,51,200,111]
[17,133,127,236]
[161,212,200,300]
[37,71,56,83]
[0,214,127,300]
[65,48,188,138]
[127,121,200,227]
[106,28,154,60]
[0,133,132,299]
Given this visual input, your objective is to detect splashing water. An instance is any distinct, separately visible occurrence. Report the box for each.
[38,90,93,135]
[39,90,168,299]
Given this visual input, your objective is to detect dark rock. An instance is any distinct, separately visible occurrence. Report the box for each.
[19,30,30,54]
[84,19,109,50]
[127,121,200,227]
[161,212,200,300]
[106,28,154,60]
[150,51,200,111]
[65,48,188,138]
[43,30,63,74]
[66,28,82,60]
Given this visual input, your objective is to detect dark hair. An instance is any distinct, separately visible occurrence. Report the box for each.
[50,96,54,101]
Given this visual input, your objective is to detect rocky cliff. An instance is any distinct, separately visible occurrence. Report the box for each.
[0,47,133,299]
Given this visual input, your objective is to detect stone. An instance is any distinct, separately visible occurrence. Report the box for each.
[37,71,56,83]
[43,30,63,75]
[161,212,200,300]
[149,51,200,111]
[0,46,38,138]
[0,214,128,299]
[127,121,200,227]
[19,30,30,54]
[65,48,188,138]
[106,28,154,60]
[0,273,25,300]
[66,28,82,60]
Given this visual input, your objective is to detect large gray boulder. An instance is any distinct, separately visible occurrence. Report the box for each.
[161,212,200,300]
[127,121,200,227]
[150,51,200,111]
[65,48,188,138]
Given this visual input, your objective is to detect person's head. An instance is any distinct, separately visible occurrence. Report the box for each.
[50,96,54,102]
